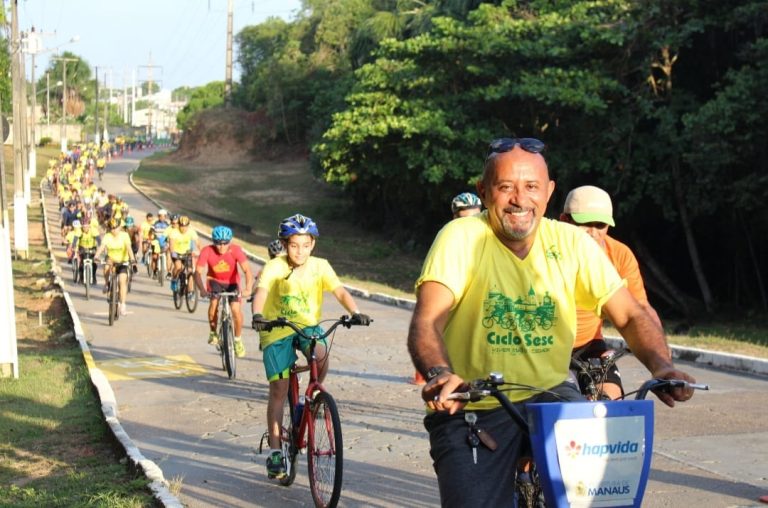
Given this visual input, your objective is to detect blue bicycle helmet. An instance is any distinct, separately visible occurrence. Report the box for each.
[278,214,319,239]
[451,192,482,214]
[124,216,135,227]
[267,239,285,258]
[211,225,233,243]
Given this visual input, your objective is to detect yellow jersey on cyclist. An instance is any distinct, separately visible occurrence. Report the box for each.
[168,226,198,255]
[96,157,107,169]
[101,230,133,263]
[140,217,156,240]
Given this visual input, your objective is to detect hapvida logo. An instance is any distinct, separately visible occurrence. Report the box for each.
[580,440,640,457]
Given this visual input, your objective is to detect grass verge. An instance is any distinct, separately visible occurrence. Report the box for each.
[1,146,156,507]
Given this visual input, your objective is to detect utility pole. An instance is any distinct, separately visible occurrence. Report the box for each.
[139,55,162,142]
[53,56,78,152]
[225,0,233,106]
[11,0,29,258]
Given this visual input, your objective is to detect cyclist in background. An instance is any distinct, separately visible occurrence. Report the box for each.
[251,214,370,480]
[94,218,138,316]
[74,219,99,284]
[146,227,162,276]
[450,191,483,219]
[124,216,141,260]
[153,209,172,277]
[194,225,253,353]
[168,215,199,291]
[561,185,665,399]
[139,212,156,262]
[267,239,284,259]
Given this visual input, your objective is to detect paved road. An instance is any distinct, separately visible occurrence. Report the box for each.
[48,151,768,507]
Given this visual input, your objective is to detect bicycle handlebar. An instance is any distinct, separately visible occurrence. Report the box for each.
[259,315,371,341]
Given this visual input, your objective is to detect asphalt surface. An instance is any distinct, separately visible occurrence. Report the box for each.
[45,150,768,507]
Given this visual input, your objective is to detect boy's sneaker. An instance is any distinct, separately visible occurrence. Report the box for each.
[266,450,286,479]
[208,331,220,346]
[234,337,246,358]
[120,303,127,316]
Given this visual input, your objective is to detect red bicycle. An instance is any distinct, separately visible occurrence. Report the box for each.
[258,315,371,508]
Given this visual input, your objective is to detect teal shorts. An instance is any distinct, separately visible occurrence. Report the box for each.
[263,326,326,382]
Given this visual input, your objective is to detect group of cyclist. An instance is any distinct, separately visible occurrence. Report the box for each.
[49,137,700,502]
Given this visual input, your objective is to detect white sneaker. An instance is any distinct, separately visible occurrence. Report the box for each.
[120,303,127,316]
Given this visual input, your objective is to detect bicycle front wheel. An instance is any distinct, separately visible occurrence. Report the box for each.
[307,391,343,508]
[108,275,117,326]
[173,279,183,309]
[185,274,198,313]
[83,264,91,300]
[221,318,236,379]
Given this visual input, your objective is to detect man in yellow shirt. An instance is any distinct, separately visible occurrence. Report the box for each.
[168,215,199,290]
[407,137,696,507]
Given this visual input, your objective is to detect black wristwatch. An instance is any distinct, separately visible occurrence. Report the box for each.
[425,365,452,382]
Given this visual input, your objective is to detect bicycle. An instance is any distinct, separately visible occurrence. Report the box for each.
[212,291,239,379]
[80,247,97,300]
[446,373,709,507]
[155,248,167,287]
[172,254,198,313]
[105,261,130,326]
[142,241,153,277]
[257,315,372,508]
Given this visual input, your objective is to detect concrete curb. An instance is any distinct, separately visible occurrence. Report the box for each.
[605,337,768,377]
[40,183,184,508]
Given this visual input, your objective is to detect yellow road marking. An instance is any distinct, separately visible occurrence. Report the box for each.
[98,354,207,380]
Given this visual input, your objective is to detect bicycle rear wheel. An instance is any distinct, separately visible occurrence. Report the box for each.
[185,273,198,313]
[221,317,236,379]
[307,391,343,508]
[71,258,79,284]
[279,389,299,487]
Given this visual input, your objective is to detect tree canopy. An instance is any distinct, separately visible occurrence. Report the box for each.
[222,0,768,317]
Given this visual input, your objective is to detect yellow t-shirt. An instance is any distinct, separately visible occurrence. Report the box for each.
[102,231,132,263]
[416,213,624,408]
[257,256,342,348]
[140,220,156,240]
[168,228,198,254]
[78,230,97,249]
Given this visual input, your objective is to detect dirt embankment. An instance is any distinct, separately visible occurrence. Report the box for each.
[170,107,303,166]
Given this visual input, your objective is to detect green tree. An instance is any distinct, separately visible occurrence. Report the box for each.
[176,81,226,130]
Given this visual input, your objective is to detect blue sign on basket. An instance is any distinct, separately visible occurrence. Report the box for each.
[526,400,654,507]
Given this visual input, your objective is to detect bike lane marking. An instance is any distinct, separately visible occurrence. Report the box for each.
[98,355,207,380]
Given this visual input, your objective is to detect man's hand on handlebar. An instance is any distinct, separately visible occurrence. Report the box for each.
[350,313,372,326]
[649,366,697,407]
[421,371,468,416]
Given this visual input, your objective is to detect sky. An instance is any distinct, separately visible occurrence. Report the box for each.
[16,0,302,92]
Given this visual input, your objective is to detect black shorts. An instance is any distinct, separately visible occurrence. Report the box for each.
[209,281,240,301]
[572,339,623,393]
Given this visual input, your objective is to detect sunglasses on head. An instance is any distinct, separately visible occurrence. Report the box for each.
[487,137,546,159]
